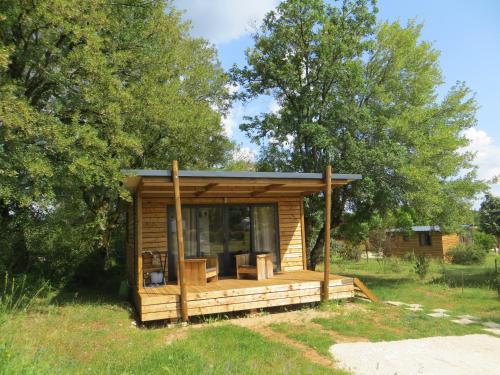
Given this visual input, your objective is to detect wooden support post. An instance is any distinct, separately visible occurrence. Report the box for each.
[322,165,332,301]
[172,160,189,322]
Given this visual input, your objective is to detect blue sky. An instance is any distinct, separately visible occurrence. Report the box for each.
[174,0,500,195]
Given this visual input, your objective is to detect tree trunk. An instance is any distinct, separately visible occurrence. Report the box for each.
[308,188,345,270]
[309,225,325,270]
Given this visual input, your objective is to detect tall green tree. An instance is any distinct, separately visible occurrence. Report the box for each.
[479,194,500,251]
[233,0,484,268]
[0,0,232,280]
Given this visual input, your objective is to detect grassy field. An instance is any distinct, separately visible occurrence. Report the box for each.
[331,253,500,322]
[0,291,334,374]
[1,254,498,374]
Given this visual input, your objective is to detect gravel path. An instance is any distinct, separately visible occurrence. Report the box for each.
[330,334,500,375]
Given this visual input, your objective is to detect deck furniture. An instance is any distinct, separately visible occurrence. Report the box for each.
[183,256,219,286]
[142,251,167,287]
[235,252,273,280]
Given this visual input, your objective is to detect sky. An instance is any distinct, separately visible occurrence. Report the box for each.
[173,0,500,196]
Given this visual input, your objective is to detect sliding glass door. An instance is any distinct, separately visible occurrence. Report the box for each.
[252,205,278,268]
[226,206,251,275]
[167,204,279,279]
[198,206,225,266]
[167,207,197,279]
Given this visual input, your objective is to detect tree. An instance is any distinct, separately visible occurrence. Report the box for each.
[479,194,500,251]
[0,0,232,280]
[233,0,485,269]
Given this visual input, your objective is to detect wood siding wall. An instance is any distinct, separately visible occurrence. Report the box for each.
[131,196,306,285]
[278,198,305,271]
[442,234,460,254]
[385,232,445,258]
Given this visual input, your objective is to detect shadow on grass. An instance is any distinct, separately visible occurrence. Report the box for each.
[50,258,134,318]
[339,264,498,295]
[338,272,415,290]
[431,267,498,289]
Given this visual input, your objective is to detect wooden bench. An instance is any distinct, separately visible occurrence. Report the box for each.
[183,256,219,286]
[235,253,273,281]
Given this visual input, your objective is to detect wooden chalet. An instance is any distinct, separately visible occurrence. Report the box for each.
[123,162,373,322]
[384,225,467,259]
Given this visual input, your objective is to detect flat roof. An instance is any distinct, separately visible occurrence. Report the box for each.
[122,169,362,197]
[122,169,362,181]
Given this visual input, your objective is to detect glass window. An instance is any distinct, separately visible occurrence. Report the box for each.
[252,205,278,268]
[167,207,197,279]
[198,206,225,260]
[168,207,197,257]
[418,232,432,246]
[227,206,251,254]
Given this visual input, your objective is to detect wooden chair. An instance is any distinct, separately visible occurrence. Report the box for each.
[183,256,219,286]
[235,253,273,281]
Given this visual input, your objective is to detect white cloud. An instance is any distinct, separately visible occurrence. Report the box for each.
[268,98,281,114]
[221,102,244,138]
[227,83,240,96]
[173,0,279,44]
[463,127,500,196]
[221,112,236,137]
[233,146,257,162]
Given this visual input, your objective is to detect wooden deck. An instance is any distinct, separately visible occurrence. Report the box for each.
[136,270,355,321]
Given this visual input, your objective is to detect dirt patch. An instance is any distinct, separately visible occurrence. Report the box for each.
[250,325,335,369]
[307,321,369,343]
[160,305,368,351]
[165,329,189,345]
[231,308,336,329]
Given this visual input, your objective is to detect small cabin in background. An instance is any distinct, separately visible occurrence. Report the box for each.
[384,225,470,259]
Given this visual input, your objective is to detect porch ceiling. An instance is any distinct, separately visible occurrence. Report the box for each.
[123,169,361,198]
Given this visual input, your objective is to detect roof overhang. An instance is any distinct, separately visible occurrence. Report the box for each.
[122,169,362,198]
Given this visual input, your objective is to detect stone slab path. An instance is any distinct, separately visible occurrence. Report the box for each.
[330,334,500,375]
[451,317,475,325]
[427,311,449,318]
[383,300,499,336]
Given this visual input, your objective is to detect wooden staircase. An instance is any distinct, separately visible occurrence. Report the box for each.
[353,278,379,302]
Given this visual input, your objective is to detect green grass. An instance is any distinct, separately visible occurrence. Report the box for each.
[329,253,500,322]
[1,253,499,373]
[0,300,334,374]
[313,303,485,342]
[269,323,335,357]
[122,325,335,375]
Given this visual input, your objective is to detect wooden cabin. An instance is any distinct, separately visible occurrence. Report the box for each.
[384,225,467,259]
[123,163,367,322]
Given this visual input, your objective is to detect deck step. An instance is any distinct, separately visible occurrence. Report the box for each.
[353,278,378,302]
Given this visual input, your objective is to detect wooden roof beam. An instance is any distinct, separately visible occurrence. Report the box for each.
[251,184,286,197]
[195,182,219,196]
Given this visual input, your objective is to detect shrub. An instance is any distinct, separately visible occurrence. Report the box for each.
[448,244,486,265]
[473,231,496,251]
[380,256,402,273]
[402,251,416,262]
[414,254,430,280]
[337,242,362,261]
[0,273,51,321]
